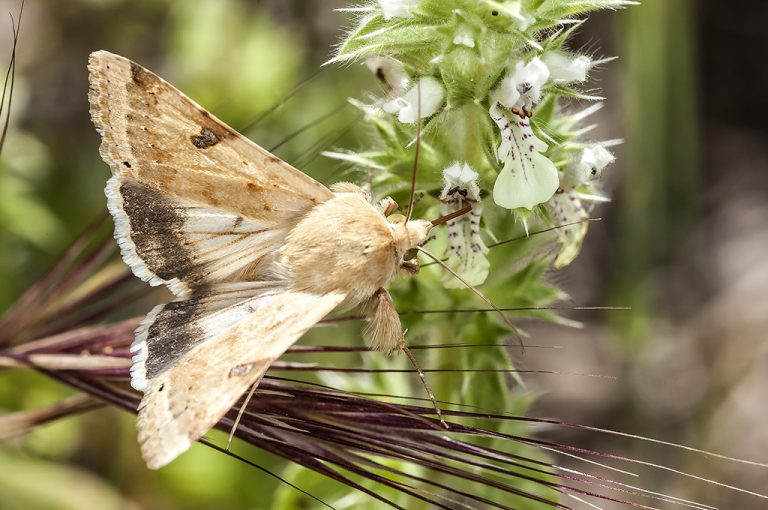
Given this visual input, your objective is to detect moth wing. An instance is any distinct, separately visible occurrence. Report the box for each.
[88,50,332,221]
[134,284,346,469]
[105,178,293,297]
[89,51,333,296]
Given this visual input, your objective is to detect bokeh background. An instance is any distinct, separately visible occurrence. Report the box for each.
[1,0,766,508]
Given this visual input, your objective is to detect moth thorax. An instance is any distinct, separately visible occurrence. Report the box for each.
[391,220,432,256]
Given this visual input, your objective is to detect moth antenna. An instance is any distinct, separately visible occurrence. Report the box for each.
[397,336,448,429]
[415,246,526,354]
[420,217,603,269]
[430,203,473,228]
[226,380,259,450]
[405,80,422,223]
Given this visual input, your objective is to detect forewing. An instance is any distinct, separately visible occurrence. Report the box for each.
[106,178,292,296]
[88,50,332,222]
[89,51,333,295]
[133,285,346,469]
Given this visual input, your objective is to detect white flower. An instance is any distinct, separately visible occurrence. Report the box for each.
[561,144,614,190]
[490,103,559,210]
[440,162,481,201]
[491,57,550,116]
[382,76,445,124]
[439,163,489,288]
[453,23,475,48]
[365,56,409,92]
[549,145,612,266]
[543,52,592,83]
[378,0,420,20]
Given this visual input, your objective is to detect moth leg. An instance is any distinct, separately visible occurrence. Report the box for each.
[362,288,448,427]
[362,288,403,353]
[400,256,420,275]
[226,379,260,450]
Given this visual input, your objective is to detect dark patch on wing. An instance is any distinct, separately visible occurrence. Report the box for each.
[119,182,201,284]
[191,127,219,149]
[144,299,207,380]
[141,285,273,381]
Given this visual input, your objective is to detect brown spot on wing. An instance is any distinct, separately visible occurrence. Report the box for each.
[130,62,159,88]
[89,51,334,229]
[191,127,220,149]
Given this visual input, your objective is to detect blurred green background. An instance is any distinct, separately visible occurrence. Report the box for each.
[1,0,767,508]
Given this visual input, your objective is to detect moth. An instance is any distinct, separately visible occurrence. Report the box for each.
[88,51,477,469]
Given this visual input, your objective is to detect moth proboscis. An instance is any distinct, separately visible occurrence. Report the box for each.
[88,50,503,469]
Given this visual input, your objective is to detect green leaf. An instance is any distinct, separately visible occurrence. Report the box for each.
[334,22,444,65]
[535,0,636,21]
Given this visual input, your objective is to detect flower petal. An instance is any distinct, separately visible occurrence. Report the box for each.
[492,57,550,112]
[440,162,481,201]
[543,52,591,83]
[550,191,589,268]
[365,56,409,91]
[378,0,421,20]
[490,105,559,210]
[383,76,445,124]
[439,162,489,288]
[442,203,490,288]
[562,144,615,190]
[453,23,475,48]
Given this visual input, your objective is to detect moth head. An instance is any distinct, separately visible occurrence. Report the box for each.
[388,216,433,261]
